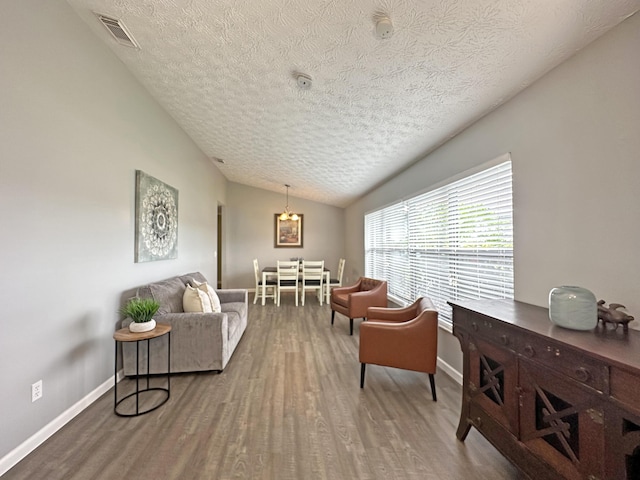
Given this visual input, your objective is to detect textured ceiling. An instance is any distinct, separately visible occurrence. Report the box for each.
[66,0,639,207]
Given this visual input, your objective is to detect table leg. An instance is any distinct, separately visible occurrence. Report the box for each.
[146,338,151,390]
[135,340,140,415]
[167,332,171,396]
[113,341,118,415]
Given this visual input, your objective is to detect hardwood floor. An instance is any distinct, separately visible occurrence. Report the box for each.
[4,295,522,479]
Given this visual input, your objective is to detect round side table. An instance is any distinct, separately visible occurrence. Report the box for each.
[113,323,171,417]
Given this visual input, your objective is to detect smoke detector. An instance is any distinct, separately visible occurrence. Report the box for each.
[375,17,394,40]
[296,74,312,90]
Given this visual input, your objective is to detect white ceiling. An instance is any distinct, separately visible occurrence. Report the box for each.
[66,0,639,207]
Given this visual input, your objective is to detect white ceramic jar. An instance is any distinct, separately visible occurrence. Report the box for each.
[549,286,597,330]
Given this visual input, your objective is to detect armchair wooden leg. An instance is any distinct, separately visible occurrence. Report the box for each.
[331,310,335,325]
[429,374,437,402]
[349,318,354,335]
[360,363,366,388]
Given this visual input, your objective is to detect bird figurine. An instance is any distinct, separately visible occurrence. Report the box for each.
[597,300,634,332]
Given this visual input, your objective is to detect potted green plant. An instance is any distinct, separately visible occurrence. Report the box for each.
[120,297,160,333]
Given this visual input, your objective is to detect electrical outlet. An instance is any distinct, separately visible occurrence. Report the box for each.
[32,380,43,402]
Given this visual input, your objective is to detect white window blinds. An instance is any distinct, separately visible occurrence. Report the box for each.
[365,159,514,328]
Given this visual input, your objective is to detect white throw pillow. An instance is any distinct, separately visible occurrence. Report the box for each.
[191,279,221,313]
[183,284,213,313]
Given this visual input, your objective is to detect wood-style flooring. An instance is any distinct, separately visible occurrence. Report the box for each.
[4,294,522,479]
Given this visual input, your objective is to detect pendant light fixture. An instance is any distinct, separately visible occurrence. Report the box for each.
[279,184,298,221]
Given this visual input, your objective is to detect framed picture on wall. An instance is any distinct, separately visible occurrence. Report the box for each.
[135,170,179,262]
[274,214,303,248]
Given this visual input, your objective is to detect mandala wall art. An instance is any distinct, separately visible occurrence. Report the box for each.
[135,170,179,262]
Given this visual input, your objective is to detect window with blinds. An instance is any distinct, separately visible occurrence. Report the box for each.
[365,159,513,329]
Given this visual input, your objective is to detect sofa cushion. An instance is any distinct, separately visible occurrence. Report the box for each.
[183,285,213,313]
[191,279,221,313]
[148,277,187,314]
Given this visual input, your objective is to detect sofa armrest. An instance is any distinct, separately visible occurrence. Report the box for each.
[367,297,424,322]
[215,289,248,304]
[367,304,416,323]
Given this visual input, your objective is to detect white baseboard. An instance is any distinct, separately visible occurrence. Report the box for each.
[0,371,123,477]
[437,356,462,385]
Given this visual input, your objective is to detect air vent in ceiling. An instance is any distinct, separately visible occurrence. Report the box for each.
[96,14,139,49]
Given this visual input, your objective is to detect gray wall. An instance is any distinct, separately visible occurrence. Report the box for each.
[0,0,226,460]
[224,182,346,289]
[345,13,640,375]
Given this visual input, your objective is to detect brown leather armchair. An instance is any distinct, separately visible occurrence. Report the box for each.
[330,277,388,335]
[359,297,438,401]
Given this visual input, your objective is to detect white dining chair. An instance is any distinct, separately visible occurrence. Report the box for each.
[324,258,345,301]
[300,260,324,306]
[277,260,300,306]
[253,258,276,305]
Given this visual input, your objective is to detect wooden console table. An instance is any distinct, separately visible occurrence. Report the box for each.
[450,299,640,480]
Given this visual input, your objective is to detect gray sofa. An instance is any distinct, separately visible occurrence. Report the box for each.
[121,272,248,375]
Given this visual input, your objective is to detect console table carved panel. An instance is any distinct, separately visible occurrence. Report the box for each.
[450,299,640,480]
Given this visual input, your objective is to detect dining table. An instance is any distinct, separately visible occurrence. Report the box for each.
[261,266,331,305]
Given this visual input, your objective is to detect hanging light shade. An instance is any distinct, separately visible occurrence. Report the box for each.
[279,184,298,221]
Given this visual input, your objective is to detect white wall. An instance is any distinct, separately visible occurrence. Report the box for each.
[0,0,226,462]
[224,182,346,289]
[346,13,640,374]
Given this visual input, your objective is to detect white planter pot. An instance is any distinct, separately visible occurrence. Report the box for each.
[129,319,156,333]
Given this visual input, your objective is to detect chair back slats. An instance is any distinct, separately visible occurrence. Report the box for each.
[302,260,324,281]
[277,260,300,306]
[277,260,299,281]
[300,260,324,306]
